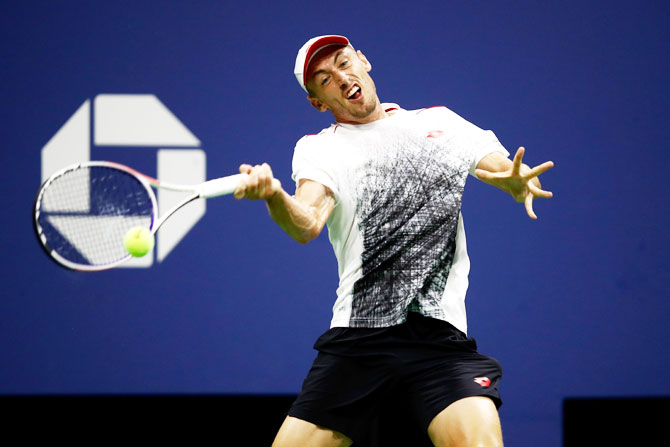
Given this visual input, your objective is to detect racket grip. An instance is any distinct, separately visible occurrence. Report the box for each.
[198,173,249,198]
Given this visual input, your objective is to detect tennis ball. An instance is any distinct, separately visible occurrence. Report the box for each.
[123,226,155,258]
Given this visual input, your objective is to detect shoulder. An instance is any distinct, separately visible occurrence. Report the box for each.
[409,105,474,128]
[293,124,344,164]
[391,105,453,121]
[295,125,336,150]
[414,105,449,115]
[296,122,341,142]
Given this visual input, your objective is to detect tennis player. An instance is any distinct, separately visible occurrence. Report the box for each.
[235,35,553,447]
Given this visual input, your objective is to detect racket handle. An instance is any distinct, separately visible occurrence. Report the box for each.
[197,173,249,198]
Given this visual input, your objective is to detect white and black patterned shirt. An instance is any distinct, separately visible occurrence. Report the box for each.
[292,104,509,334]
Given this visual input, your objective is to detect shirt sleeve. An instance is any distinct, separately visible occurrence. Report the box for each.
[468,129,510,177]
[291,134,341,202]
[433,107,510,176]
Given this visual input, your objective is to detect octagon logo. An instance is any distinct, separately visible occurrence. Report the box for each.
[41,94,206,268]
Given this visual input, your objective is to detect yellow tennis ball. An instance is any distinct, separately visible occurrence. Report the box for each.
[123,226,155,257]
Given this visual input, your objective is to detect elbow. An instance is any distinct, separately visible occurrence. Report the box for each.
[293,226,321,245]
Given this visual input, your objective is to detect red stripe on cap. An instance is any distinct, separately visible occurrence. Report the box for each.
[303,35,349,86]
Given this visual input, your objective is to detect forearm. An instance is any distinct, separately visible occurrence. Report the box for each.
[265,189,331,244]
[234,163,335,243]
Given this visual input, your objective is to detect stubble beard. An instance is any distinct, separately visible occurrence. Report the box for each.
[350,87,381,120]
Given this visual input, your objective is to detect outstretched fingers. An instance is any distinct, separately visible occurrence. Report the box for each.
[524,161,554,219]
[524,160,554,181]
[478,147,553,219]
[511,147,525,176]
[528,181,553,199]
[525,193,537,220]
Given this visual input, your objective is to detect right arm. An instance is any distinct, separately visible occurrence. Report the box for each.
[234,163,335,244]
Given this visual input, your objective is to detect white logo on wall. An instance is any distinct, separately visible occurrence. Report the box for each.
[41,94,206,268]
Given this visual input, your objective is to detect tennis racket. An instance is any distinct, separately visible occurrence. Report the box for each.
[34,161,247,272]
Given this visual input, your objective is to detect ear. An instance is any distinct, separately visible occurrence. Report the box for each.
[357,50,372,72]
[308,95,329,112]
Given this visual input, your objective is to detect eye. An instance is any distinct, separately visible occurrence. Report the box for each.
[320,76,329,86]
[340,59,349,68]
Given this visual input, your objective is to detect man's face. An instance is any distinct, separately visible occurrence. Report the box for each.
[305,45,382,124]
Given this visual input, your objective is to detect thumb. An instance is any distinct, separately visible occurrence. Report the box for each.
[233,175,248,200]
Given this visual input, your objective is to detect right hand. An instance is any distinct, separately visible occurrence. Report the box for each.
[234,163,282,200]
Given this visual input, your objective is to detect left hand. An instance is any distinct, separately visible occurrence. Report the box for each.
[475,147,554,219]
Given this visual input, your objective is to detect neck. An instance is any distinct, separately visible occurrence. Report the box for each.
[335,101,388,125]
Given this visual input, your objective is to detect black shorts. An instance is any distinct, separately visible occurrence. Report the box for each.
[288,312,502,445]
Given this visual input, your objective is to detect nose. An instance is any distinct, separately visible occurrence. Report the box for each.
[332,70,349,90]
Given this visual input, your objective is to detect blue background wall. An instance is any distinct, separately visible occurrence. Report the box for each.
[2,1,669,445]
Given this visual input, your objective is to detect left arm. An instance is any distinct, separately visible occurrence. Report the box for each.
[475,147,554,219]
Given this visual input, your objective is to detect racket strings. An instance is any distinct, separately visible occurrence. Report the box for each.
[37,166,154,267]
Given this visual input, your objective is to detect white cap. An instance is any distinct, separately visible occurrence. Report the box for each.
[294,35,350,93]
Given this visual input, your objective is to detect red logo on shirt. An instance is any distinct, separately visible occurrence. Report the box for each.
[474,377,491,387]
[426,130,444,138]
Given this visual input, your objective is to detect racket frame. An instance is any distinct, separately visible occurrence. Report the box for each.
[34,161,245,272]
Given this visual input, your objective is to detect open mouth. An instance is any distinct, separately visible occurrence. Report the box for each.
[346,84,362,101]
